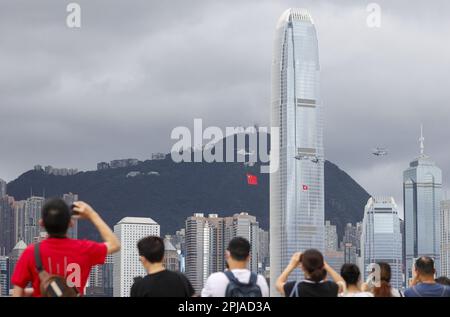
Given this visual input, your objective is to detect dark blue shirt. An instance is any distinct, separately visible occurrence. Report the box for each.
[404,283,450,297]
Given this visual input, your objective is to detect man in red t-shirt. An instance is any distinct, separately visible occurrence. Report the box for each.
[11,199,121,297]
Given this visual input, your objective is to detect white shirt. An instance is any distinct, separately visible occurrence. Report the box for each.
[201,269,269,297]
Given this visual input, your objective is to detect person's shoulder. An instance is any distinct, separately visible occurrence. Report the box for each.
[403,287,414,297]
[443,285,450,296]
[206,271,227,282]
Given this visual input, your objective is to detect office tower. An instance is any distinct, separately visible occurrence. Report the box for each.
[341,222,362,264]
[8,240,27,287]
[24,196,45,245]
[441,200,450,277]
[165,229,186,272]
[270,8,324,294]
[0,256,9,296]
[13,200,26,243]
[360,197,403,289]
[113,217,160,297]
[0,179,6,198]
[164,239,180,271]
[185,213,224,293]
[258,228,270,275]
[224,212,260,273]
[325,221,338,252]
[0,196,15,255]
[62,193,78,239]
[403,127,442,283]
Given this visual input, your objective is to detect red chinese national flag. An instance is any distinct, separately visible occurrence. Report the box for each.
[247,173,258,186]
[302,185,309,191]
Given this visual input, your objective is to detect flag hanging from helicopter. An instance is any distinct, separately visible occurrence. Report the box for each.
[302,185,309,191]
[247,173,258,186]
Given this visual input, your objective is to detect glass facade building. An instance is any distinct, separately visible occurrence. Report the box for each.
[270,8,324,295]
[360,197,403,289]
[403,133,442,283]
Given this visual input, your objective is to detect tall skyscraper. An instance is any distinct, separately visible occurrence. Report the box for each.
[325,220,338,252]
[13,200,26,243]
[184,212,261,293]
[185,213,225,293]
[403,127,442,283]
[62,193,78,239]
[8,240,26,289]
[441,200,450,277]
[270,8,324,295]
[0,196,16,255]
[24,196,45,245]
[360,197,403,289]
[113,217,160,297]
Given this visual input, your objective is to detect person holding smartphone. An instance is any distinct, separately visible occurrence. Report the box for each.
[11,199,121,297]
[276,249,345,297]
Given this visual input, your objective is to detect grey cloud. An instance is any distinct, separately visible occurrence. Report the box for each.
[1,0,449,213]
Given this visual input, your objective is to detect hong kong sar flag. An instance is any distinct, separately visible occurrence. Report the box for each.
[302,184,309,191]
[247,173,258,186]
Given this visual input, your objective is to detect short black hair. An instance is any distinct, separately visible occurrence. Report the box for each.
[227,237,250,261]
[415,257,435,276]
[137,236,165,263]
[341,263,361,286]
[41,198,71,236]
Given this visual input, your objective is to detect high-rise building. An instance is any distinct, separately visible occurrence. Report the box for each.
[341,222,362,264]
[360,197,403,289]
[0,179,6,198]
[325,221,338,252]
[258,228,270,275]
[184,212,261,293]
[8,240,27,288]
[403,127,442,283]
[441,200,450,277]
[113,217,160,297]
[24,196,45,245]
[164,239,180,271]
[224,212,260,273]
[0,196,16,255]
[13,200,26,243]
[103,254,114,297]
[185,213,224,293]
[270,8,324,295]
[62,193,78,239]
[0,256,9,296]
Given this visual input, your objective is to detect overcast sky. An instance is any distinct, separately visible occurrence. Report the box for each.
[1,0,449,214]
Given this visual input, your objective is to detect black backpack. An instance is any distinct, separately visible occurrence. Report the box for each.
[224,271,262,297]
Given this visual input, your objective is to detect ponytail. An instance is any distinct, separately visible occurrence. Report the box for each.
[373,281,392,297]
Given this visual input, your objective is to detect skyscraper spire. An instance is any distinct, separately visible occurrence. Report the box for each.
[419,124,425,157]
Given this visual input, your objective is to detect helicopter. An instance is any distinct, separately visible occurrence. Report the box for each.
[372,147,388,156]
[294,154,321,163]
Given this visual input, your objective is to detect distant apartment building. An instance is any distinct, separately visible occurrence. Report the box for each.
[184,212,260,293]
[97,162,110,170]
[113,217,160,297]
[8,240,27,289]
[324,250,345,273]
[0,178,6,198]
[110,159,139,169]
[23,196,45,245]
[151,153,166,160]
[39,165,78,176]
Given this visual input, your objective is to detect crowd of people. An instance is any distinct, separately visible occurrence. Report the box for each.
[10,199,450,297]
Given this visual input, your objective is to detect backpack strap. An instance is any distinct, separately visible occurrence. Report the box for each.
[34,242,44,272]
[224,270,239,283]
[289,281,301,297]
[248,272,258,286]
